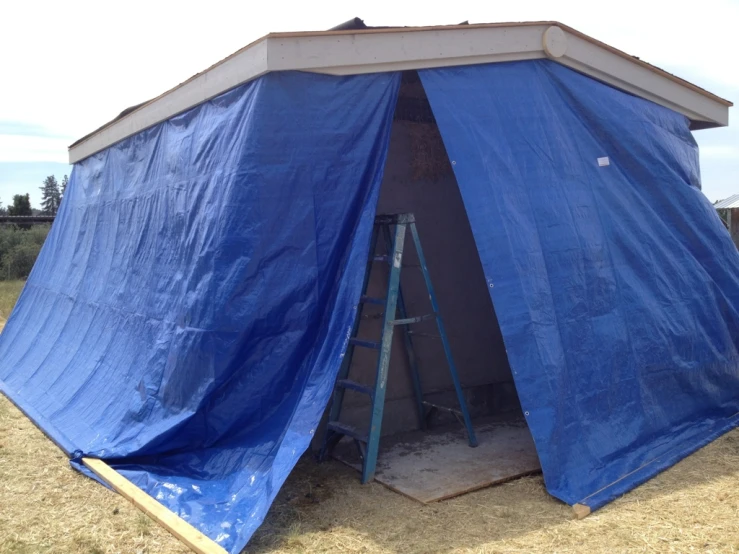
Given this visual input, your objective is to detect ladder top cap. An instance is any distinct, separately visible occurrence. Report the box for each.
[375,213,416,225]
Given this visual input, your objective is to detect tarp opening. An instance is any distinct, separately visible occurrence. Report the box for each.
[319,71,542,504]
[327,70,524,439]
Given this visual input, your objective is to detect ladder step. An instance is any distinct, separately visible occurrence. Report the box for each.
[375,213,415,225]
[359,295,386,305]
[327,421,368,443]
[391,313,435,326]
[422,401,463,418]
[348,338,381,350]
[407,332,442,339]
[336,379,374,397]
[361,312,385,321]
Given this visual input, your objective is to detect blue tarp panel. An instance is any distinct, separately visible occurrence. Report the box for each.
[0,71,400,553]
[420,60,739,510]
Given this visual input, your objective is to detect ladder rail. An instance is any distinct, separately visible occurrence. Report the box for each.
[362,222,406,483]
[408,222,478,447]
[381,223,427,431]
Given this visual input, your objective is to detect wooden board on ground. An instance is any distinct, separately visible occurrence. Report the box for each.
[82,458,227,554]
[333,418,541,503]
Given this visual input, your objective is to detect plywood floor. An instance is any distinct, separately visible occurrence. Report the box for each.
[333,418,541,503]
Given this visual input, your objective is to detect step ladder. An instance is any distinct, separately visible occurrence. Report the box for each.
[319,213,477,484]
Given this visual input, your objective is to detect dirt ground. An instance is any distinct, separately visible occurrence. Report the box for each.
[1,389,739,553]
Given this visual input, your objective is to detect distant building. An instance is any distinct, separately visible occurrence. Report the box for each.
[715,194,739,248]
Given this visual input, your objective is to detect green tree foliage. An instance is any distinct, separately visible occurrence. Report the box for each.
[61,174,69,197]
[40,175,62,215]
[7,194,32,217]
[0,225,49,280]
[0,198,6,216]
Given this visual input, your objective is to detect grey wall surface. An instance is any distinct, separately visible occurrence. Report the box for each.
[335,117,519,436]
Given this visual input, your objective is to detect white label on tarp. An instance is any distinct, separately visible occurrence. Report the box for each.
[597,156,610,167]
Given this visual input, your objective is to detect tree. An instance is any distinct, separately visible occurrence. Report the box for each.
[39,175,62,215]
[7,194,32,217]
[61,174,69,198]
[0,198,6,216]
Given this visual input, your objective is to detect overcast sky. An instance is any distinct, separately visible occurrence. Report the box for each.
[1,0,737,207]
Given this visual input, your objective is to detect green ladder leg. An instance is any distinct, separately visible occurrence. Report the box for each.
[380,223,427,431]
[409,221,478,448]
[362,221,406,483]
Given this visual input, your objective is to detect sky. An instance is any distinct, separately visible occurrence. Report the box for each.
[1,0,737,207]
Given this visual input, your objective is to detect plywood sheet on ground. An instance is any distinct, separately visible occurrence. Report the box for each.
[333,418,541,503]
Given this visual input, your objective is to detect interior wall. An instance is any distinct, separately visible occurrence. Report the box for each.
[336,72,519,436]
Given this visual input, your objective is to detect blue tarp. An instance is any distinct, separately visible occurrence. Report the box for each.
[0,70,400,553]
[420,60,739,510]
[2,58,739,551]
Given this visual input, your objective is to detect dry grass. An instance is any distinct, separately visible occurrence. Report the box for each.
[2,389,739,554]
[2,276,739,553]
[0,280,24,329]
[0,395,190,554]
[249,433,739,554]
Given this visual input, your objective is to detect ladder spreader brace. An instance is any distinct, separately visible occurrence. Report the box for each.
[319,212,477,484]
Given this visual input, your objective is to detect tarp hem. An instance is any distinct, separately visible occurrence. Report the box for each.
[574,413,739,511]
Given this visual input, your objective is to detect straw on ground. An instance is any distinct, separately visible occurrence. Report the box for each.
[1,280,739,553]
[3,393,739,554]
